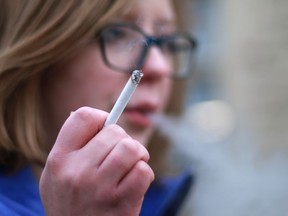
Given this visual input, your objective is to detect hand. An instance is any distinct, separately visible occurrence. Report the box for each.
[39,107,154,216]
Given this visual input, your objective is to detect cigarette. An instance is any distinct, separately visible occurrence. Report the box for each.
[104,70,143,126]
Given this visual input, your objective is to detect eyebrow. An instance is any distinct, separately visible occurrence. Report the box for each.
[155,19,177,30]
[117,15,177,35]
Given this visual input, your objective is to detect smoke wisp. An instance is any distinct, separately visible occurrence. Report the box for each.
[151,103,288,216]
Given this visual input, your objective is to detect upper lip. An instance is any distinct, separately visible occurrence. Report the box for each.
[125,101,158,114]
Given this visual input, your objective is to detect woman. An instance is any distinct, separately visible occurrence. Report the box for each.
[0,0,197,215]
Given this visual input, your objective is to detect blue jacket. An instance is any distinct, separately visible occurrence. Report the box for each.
[0,166,193,216]
[141,170,193,216]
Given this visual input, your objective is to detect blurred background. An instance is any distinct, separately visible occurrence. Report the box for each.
[165,0,288,215]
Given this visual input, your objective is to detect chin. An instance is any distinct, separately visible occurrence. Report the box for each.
[122,123,154,147]
[130,129,153,146]
[132,134,151,147]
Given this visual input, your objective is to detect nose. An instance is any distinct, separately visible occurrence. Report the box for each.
[141,46,171,81]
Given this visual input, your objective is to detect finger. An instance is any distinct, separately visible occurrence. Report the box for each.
[96,138,150,186]
[52,107,108,153]
[117,160,154,201]
[77,124,131,166]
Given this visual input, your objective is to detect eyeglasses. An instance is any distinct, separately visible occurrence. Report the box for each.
[97,22,197,79]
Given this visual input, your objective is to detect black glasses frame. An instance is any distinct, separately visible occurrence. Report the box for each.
[97,22,197,79]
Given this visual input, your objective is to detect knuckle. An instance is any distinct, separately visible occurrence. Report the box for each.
[62,170,79,187]
[119,138,139,155]
[105,124,128,137]
[73,107,94,121]
[45,152,83,188]
[109,189,123,204]
[135,161,155,182]
[110,154,125,169]
[139,145,150,161]
[45,151,64,176]
[98,187,122,205]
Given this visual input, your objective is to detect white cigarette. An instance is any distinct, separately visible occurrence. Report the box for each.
[104,70,143,126]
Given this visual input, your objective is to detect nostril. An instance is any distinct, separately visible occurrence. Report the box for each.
[141,47,172,79]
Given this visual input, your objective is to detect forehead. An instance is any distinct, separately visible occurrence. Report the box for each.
[121,0,176,28]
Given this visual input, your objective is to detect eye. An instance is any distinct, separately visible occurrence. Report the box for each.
[102,27,128,43]
[162,36,191,55]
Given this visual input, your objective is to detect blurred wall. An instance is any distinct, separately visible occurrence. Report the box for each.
[221,0,288,155]
[178,0,288,215]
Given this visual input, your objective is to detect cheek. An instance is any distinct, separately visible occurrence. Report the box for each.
[42,48,119,130]
[56,48,125,111]
[160,80,173,110]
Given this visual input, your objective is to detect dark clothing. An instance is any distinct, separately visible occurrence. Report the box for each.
[0,166,45,216]
[0,166,193,216]
[141,170,193,216]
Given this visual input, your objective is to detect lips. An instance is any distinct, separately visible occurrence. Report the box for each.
[123,103,157,127]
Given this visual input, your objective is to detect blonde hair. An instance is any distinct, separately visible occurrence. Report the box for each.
[0,0,129,171]
[0,0,192,174]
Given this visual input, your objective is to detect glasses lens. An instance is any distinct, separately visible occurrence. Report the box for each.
[162,35,194,79]
[101,25,146,72]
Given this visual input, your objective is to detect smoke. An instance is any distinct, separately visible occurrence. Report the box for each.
[151,100,288,216]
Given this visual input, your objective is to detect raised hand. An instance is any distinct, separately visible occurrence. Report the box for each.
[40,107,154,216]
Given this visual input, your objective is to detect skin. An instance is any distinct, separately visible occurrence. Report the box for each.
[39,0,176,215]
[40,108,153,216]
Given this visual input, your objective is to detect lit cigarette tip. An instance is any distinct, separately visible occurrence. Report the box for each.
[131,70,144,85]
